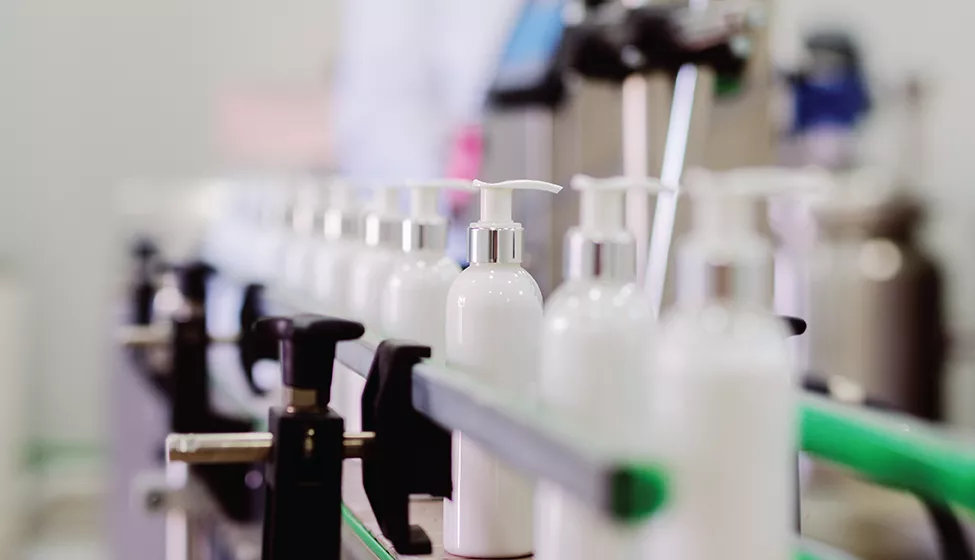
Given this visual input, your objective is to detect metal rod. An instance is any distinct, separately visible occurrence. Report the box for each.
[166,431,376,464]
[167,433,273,464]
[117,324,170,346]
[622,74,651,285]
[118,325,239,347]
[342,432,376,460]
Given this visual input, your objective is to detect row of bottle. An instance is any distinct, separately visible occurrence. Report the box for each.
[202,164,940,560]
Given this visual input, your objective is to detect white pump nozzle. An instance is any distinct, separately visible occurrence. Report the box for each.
[370,185,401,217]
[685,168,758,237]
[404,179,474,223]
[724,166,832,198]
[571,174,672,232]
[471,179,562,226]
[327,178,357,212]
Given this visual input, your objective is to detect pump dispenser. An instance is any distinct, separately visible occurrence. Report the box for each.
[311,179,361,315]
[724,167,830,370]
[536,175,668,560]
[347,185,403,330]
[281,178,322,289]
[382,179,473,358]
[444,178,561,559]
[647,169,796,560]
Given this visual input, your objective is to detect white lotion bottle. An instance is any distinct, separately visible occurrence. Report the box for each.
[382,179,473,358]
[341,185,402,431]
[281,178,322,290]
[535,175,667,560]
[311,179,361,315]
[444,178,562,558]
[347,186,403,331]
[311,180,363,426]
[646,169,797,560]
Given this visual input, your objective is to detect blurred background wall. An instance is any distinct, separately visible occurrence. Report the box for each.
[0,0,341,516]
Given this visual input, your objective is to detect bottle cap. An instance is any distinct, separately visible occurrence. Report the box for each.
[678,168,771,307]
[323,178,361,241]
[363,185,402,249]
[402,179,474,253]
[566,174,671,281]
[468,179,562,264]
[288,179,321,236]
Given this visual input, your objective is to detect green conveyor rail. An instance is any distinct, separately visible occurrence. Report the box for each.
[800,393,975,513]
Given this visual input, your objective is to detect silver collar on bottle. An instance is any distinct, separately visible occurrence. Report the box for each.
[679,258,769,307]
[468,225,523,264]
[323,209,359,241]
[564,229,636,281]
[402,220,447,253]
[363,213,402,248]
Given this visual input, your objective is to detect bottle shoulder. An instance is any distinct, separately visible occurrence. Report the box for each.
[656,305,795,373]
[388,255,461,286]
[447,265,542,306]
[544,280,655,326]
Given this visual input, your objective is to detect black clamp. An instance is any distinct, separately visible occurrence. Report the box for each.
[130,238,160,326]
[361,340,452,555]
[168,314,368,560]
[256,315,365,560]
[238,284,277,395]
[168,263,264,522]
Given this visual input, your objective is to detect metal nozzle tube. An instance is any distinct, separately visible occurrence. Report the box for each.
[166,433,273,464]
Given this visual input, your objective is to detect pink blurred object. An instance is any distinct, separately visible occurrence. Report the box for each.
[218,87,333,169]
[444,124,483,216]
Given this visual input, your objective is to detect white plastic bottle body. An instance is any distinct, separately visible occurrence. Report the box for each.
[347,247,400,331]
[646,306,796,560]
[444,263,543,558]
[381,253,460,359]
[535,281,655,560]
[282,235,316,290]
[312,240,360,316]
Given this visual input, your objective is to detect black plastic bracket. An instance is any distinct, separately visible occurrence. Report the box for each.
[130,239,159,326]
[168,265,263,523]
[360,340,452,555]
[782,315,807,337]
[238,284,277,395]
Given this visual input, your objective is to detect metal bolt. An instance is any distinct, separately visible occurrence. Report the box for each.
[343,432,375,460]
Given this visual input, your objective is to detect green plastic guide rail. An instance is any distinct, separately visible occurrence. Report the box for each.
[800,393,975,514]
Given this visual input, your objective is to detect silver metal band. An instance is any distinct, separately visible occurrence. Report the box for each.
[363,214,401,248]
[564,229,636,281]
[468,226,523,264]
[323,210,359,241]
[679,259,768,307]
[402,220,447,253]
